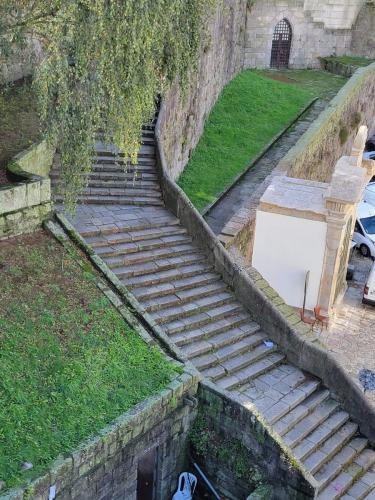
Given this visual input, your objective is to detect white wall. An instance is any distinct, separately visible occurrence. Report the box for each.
[253,210,327,310]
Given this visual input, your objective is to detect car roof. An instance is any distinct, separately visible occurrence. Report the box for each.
[364,151,375,160]
[357,201,375,219]
[366,183,375,193]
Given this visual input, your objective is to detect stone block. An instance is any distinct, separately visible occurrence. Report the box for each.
[0,187,14,215]
[26,181,41,207]
[11,184,27,211]
[39,178,51,203]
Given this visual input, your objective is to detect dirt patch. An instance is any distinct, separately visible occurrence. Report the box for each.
[0,78,41,186]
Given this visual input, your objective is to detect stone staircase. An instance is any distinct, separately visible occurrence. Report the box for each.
[50,125,163,207]
[52,127,375,499]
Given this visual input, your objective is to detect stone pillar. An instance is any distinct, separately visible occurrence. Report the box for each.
[318,201,353,315]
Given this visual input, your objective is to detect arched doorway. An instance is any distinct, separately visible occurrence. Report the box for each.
[270,19,292,69]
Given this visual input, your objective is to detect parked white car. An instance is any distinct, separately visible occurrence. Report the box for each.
[363,260,375,306]
[353,202,375,258]
[364,183,375,206]
[364,151,375,161]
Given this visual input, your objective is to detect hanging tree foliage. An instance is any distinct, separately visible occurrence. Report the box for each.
[0,0,216,210]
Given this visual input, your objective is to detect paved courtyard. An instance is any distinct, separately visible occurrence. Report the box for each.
[320,251,375,407]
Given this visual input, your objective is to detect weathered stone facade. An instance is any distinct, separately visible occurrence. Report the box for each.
[244,0,359,69]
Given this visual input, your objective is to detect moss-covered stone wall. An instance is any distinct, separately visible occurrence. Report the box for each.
[191,383,314,500]
[282,63,375,182]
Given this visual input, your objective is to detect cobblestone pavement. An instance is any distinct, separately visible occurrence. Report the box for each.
[320,252,375,408]
[205,97,330,235]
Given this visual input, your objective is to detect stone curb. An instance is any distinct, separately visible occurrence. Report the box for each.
[155,99,375,446]
[0,370,199,500]
[53,212,202,381]
[201,97,318,217]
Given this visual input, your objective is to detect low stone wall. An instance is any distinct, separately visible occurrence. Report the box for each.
[2,369,199,500]
[155,104,375,446]
[157,0,247,180]
[0,140,54,239]
[193,383,313,499]
[283,62,375,182]
[319,57,365,78]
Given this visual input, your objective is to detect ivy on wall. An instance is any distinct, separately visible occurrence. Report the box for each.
[0,0,216,210]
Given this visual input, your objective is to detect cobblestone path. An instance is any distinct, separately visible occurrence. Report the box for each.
[204,98,329,235]
[52,122,375,499]
[321,252,375,410]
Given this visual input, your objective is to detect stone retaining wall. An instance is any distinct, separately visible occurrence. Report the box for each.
[319,57,365,78]
[0,140,54,239]
[284,62,375,182]
[2,370,199,500]
[193,383,313,499]
[157,0,247,180]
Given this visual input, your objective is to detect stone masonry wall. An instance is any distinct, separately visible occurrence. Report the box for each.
[284,62,375,182]
[158,0,247,180]
[0,140,55,240]
[351,2,375,59]
[192,383,313,500]
[2,370,199,500]
[244,0,356,69]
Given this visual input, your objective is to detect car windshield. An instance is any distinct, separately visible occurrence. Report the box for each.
[360,216,375,235]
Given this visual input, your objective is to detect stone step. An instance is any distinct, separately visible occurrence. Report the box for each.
[95,143,156,158]
[259,378,321,426]
[50,170,158,182]
[346,467,375,499]
[85,179,160,190]
[299,412,351,473]
[283,398,340,448]
[151,291,235,325]
[294,420,358,464]
[114,252,207,279]
[85,226,188,249]
[95,234,192,258]
[133,271,221,300]
[143,281,227,312]
[80,187,162,198]
[193,333,270,372]
[164,303,246,336]
[316,444,375,499]
[79,217,180,238]
[55,194,164,206]
[104,243,200,268]
[94,134,155,146]
[170,314,256,347]
[94,157,156,167]
[217,352,286,391]
[273,389,331,436]
[123,262,213,289]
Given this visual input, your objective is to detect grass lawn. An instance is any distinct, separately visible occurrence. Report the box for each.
[177,69,347,211]
[0,79,40,185]
[0,231,177,490]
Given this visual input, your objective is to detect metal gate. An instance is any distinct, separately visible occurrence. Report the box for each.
[270,19,292,69]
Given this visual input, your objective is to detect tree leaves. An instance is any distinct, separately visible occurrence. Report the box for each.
[0,0,215,211]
